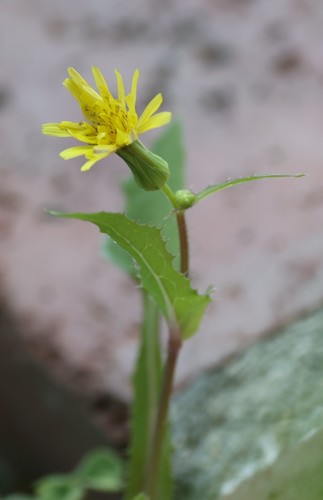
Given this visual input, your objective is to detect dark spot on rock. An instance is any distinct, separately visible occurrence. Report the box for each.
[126,322,140,340]
[285,258,320,284]
[217,0,255,8]
[272,49,303,75]
[0,190,23,211]
[155,60,176,81]
[266,237,285,254]
[114,18,149,42]
[0,87,11,111]
[92,394,129,448]
[197,41,234,68]
[145,60,176,108]
[201,87,235,113]
[88,299,110,322]
[0,217,12,240]
[265,20,289,43]
[300,189,323,209]
[45,18,67,39]
[225,284,244,301]
[51,173,72,195]
[237,226,256,245]
[171,17,201,44]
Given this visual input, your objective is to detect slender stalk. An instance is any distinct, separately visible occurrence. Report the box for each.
[176,211,189,277]
[161,183,180,209]
[125,291,161,499]
[145,187,189,498]
[146,326,182,499]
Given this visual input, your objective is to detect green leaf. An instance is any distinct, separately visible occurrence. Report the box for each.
[3,496,34,500]
[131,494,149,500]
[105,121,185,276]
[35,475,83,500]
[195,173,305,204]
[52,211,210,338]
[126,293,173,500]
[74,448,123,492]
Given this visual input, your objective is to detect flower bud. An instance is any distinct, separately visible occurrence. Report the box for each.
[117,140,169,191]
[175,189,197,209]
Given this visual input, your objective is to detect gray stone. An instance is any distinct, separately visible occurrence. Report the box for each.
[172,309,323,499]
[1,0,323,400]
[0,301,111,494]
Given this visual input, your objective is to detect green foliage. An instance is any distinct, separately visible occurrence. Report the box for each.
[125,293,172,500]
[195,173,305,204]
[131,494,149,500]
[35,448,123,499]
[4,496,34,500]
[5,448,123,500]
[35,475,83,500]
[51,211,210,339]
[105,121,185,276]
[74,447,123,491]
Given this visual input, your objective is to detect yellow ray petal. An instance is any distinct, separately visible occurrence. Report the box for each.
[63,79,81,102]
[60,121,98,144]
[92,66,112,100]
[137,111,172,134]
[137,93,163,129]
[80,159,99,171]
[94,145,116,154]
[42,123,71,137]
[131,69,140,107]
[80,153,109,172]
[115,69,126,105]
[67,67,91,89]
[60,146,94,160]
[67,67,102,104]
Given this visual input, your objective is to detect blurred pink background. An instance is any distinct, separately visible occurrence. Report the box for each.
[1,0,322,399]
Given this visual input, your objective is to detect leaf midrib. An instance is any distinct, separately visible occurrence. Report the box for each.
[97,218,174,323]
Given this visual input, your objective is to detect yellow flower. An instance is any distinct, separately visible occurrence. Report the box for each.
[42,67,172,178]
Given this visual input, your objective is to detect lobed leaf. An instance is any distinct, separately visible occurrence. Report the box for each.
[52,211,210,339]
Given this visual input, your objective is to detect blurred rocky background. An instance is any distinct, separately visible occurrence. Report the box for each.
[1,0,323,496]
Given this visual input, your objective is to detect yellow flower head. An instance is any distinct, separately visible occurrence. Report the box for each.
[42,67,172,173]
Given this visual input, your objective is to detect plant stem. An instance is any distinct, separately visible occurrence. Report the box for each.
[161,183,180,209]
[146,204,189,499]
[146,326,182,499]
[176,211,189,277]
[161,183,189,277]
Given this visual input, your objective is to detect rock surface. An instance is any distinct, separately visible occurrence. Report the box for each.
[0,299,115,494]
[1,0,323,399]
[172,308,323,499]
